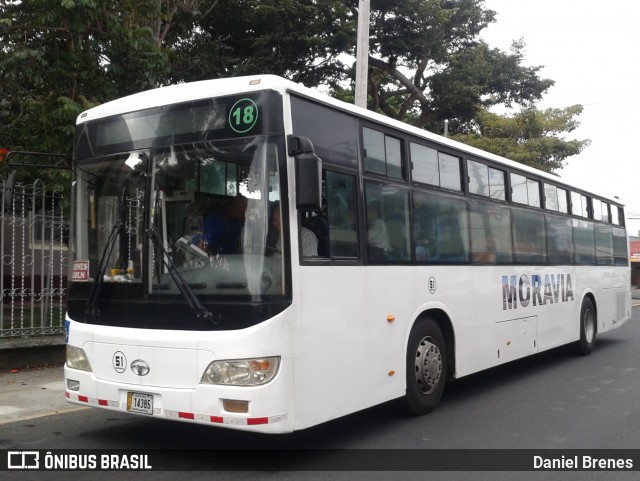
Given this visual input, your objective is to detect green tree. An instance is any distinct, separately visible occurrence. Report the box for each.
[451,105,590,172]
[0,0,587,180]
[343,1,554,132]
[163,0,354,86]
[0,0,169,190]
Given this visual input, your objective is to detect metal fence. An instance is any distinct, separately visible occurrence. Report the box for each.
[0,178,68,338]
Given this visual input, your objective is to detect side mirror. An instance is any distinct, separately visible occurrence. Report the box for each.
[288,135,322,211]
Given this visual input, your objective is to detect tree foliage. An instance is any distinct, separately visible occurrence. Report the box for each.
[0,0,169,189]
[451,105,590,172]
[351,1,555,133]
[163,0,354,86]
[0,0,588,184]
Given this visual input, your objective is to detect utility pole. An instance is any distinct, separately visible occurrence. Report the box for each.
[355,0,370,109]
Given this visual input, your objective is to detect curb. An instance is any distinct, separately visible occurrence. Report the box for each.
[0,335,65,371]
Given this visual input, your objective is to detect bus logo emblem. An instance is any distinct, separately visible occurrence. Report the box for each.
[131,360,150,376]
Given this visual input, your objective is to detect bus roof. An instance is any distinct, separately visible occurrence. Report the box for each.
[76,74,621,206]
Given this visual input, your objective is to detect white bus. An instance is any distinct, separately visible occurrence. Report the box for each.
[65,75,631,433]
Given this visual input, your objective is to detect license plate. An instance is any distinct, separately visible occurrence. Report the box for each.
[126,392,154,415]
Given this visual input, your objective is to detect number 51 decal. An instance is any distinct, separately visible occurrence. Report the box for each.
[229,98,259,133]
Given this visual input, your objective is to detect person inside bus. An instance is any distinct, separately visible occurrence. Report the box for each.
[366,201,391,260]
[269,202,318,257]
[196,194,248,255]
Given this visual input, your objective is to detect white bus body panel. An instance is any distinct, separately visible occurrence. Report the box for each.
[66,262,630,433]
[65,315,297,433]
[289,263,630,431]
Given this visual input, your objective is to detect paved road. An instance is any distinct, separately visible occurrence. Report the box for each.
[2,304,640,480]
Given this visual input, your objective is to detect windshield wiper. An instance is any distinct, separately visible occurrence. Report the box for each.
[86,219,123,318]
[146,225,216,324]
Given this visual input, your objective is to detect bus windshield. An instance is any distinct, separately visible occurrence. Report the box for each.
[73,136,286,305]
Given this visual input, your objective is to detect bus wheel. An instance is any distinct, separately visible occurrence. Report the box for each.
[405,318,447,415]
[577,297,597,356]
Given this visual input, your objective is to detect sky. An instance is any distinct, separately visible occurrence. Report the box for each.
[480,0,640,236]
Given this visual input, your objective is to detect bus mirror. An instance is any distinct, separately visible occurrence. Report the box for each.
[288,135,322,211]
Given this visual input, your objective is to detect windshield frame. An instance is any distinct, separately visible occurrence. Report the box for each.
[146,136,291,302]
[68,90,292,330]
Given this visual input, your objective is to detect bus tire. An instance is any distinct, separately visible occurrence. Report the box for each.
[577,297,597,356]
[405,317,447,415]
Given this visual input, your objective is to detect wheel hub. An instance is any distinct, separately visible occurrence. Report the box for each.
[414,336,443,395]
[584,308,595,343]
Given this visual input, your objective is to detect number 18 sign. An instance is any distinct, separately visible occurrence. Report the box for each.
[229,98,259,134]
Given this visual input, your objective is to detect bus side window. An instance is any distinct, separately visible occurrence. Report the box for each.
[412,191,469,263]
[325,171,359,258]
[512,209,547,264]
[595,223,613,266]
[546,214,574,264]
[364,182,410,263]
[612,227,628,266]
[573,218,595,264]
[469,199,513,264]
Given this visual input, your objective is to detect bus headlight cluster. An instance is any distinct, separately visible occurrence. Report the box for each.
[66,345,93,372]
[201,357,280,386]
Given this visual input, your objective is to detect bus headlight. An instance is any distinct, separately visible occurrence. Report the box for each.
[201,357,280,386]
[66,345,93,372]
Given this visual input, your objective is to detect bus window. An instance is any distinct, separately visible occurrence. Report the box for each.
[595,224,613,265]
[439,152,462,191]
[592,198,603,222]
[364,182,410,262]
[544,183,559,211]
[469,199,512,263]
[546,214,574,264]
[468,161,505,201]
[613,227,628,265]
[557,187,568,213]
[545,184,570,214]
[410,143,461,191]
[601,202,611,224]
[290,96,358,169]
[325,171,359,258]
[571,191,589,218]
[410,143,439,186]
[511,173,540,207]
[412,191,469,263]
[611,205,621,226]
[512,208,546,264]
[363,127,403,179]
[573,218,595,264]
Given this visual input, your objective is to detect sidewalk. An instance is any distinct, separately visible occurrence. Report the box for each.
[0,364,85,425]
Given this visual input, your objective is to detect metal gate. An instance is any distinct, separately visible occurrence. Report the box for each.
[0,178,68,338]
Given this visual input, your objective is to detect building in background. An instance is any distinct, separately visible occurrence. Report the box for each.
[631,236,640,287]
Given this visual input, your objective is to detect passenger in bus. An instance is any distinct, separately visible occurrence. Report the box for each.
[367,201,390,260]
[413,196,439,261]
[304,215,329,257]
[197,194,248,255]
[269,202,318,257]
